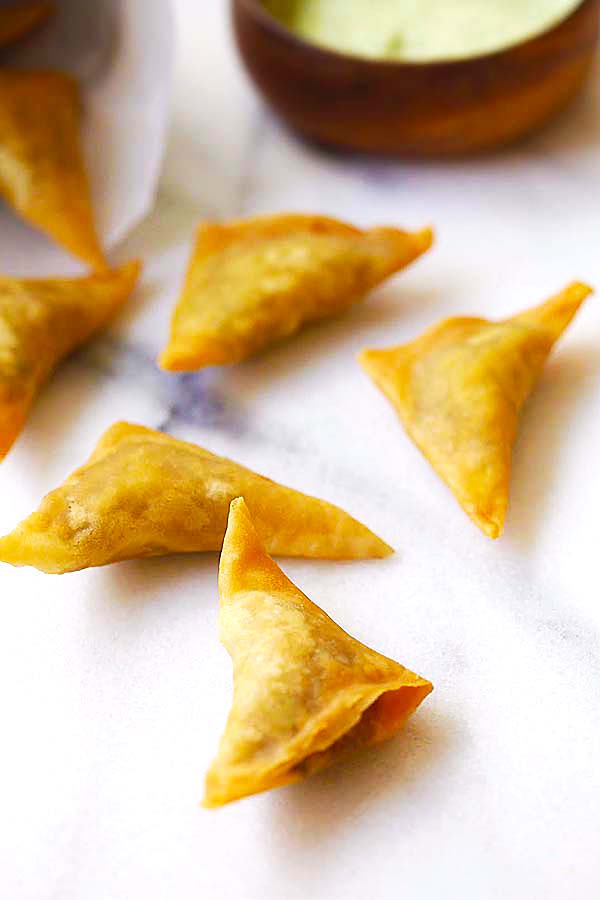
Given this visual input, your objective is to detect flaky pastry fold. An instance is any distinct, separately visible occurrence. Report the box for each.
[0,70,105,268]
[0,422,392,572]
[0,261,140,461]
[360,282,592,538]
[204,498,432,807]
[160,214,433,370]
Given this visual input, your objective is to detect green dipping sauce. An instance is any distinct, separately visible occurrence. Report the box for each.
[262,0,583,61]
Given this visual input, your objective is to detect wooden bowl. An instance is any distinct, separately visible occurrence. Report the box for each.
[232,0,600,156]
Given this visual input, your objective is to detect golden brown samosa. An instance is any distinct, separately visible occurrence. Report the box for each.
[0,422,392,573]
[159,214,433,371]
[204,498,432,807]
[359,282,592,539]
[0,0,53,47]
[0,70,106,269]
[0,260,141,461]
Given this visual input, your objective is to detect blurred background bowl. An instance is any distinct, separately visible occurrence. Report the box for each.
[232,0,600,157]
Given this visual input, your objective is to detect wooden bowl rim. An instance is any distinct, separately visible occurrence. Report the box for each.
[234,0,594,71]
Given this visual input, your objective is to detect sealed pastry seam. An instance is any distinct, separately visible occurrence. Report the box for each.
[204,680,431,807]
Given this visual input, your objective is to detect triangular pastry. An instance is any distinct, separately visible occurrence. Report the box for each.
[359,282,592,538]
[159,214,433,370]
[204,498,432,807]
[0,70,106,269]
[0,422,392,572]
[0,1,53,48]
[0,260,141,460]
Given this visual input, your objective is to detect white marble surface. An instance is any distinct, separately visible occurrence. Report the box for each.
[2,2,600,898]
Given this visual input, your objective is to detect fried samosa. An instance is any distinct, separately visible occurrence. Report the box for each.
[0,422,392,572]
[359,282,592,539]
[0,70,106,269]
[159,214,433,371]
[204,498,432,807]
[0,261,141,461]
[0,0,53,47]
